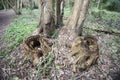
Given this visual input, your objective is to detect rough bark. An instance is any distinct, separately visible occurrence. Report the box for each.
[67,0,90,36]
[37,0,55,37]
[57,0,92,72]
[76,0,90,36]
[56,0,64,27]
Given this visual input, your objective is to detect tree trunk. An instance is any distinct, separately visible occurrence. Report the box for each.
[56,0,61,27]
[67,0,90,36]
[60,0,64,26]
[37,0,55,37]
[16,0,22,15]
[56,0,64,27]
[76,0,90,36]
[56,0,97,73]
[6,0,22,15]
[97,0,101,9]
[29,0,34,10]
[1,0,6,10]
[20,0,22,12]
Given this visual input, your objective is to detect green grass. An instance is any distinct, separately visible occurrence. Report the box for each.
[4,9,39,50]
[89,8,120,25]
[29,53,55,79]
[0,50,7,57]
[85,8,120,60]
[84,8,120,35]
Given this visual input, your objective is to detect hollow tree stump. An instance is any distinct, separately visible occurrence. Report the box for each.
[22,34,53,65]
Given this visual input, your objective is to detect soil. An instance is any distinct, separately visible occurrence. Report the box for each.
[0,10,15,35]
[0,10,15,79]
[0,10,15,48]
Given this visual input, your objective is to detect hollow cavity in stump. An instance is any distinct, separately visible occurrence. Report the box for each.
[23,35,53,65]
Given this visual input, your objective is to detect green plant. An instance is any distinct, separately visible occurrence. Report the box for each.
[4,9,38,50]
[0,50,7,57]
[35,53,55,79]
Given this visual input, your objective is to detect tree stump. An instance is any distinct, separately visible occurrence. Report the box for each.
[22,35,53,65]
[69,35,99,71]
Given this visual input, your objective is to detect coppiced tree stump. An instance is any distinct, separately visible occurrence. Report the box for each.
[22,35,53,66]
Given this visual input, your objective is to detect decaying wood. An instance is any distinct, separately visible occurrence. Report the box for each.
[69,35,99,72]
[22,35,53,65]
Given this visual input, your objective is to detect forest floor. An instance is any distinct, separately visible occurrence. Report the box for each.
[0,10,15,79]
[0,9,120,80]
[0,10,15,33]
[0,10,15,45]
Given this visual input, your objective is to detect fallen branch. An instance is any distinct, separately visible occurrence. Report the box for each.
[84,27,120,36]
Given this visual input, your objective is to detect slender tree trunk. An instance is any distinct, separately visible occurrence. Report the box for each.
[29,0,34,10]
[6,0,16,11]
[56,0,61,27]
[56,0,64,28]
[16,0,22,14]
[60,0,64,26]
[1,0,6,10]
[6,0,22,15]
[17,0,20,13]
[20,0,22,12]
[97,0,101,9]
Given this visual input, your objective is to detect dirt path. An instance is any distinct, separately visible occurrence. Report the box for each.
[0,10,15,49]
[0,10,15,35]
